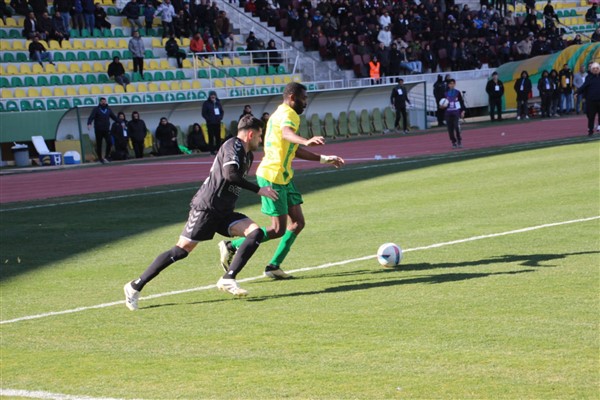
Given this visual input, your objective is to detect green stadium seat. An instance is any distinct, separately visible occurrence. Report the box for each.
[371,108,384,134]
[111,50,121,59]
[267,65,277,75]
[0,102,4,112]
[248,67,257,76]
[6,100,19,112]
[72,98,83,107]
[132,72,143,82]
[83,97,95,106]
[77,51,88,61]
[108,96,119,104]
[154,71,164,81]
[65,51,76,61]
[144,50,154,59]
[107,7,118,15]
[33,99,46,110]
[198,91,207,100]
[46,99,59,110]
[165,71,175,80]
[100,50,111,60]
[11,77,23,87]
[309,114,323,137]
[59,98,71,109]
[103,29,114,37]
[0,30,7,39]
[86,75,98,84]
[69,29,79,38]
[62,75,74,85]
[186,91,197,100]
[122,50,132,59]
[228,68,238,77]
[49,76,61,86]
[113,28,124,37]
[92,28,103,37]
[298,115,310,138]
[198,69,209,79]
[257,66,267,75]
[3,53,15,62]
[9,29,21,39]
[131,95,142,103]
[323,113,336,138]
[20,100,33,111]
[16,52,28,62]
[347,110,359,136]
[89,51,100,60]
[53,52,64,62]
[238,67,247,77]
[154,93,165,102]
[143,72,152,81]
[383,107,395,129]
[337,111,348,137]
[98,74,110,83]
[175,70,185,80]
[260,87,270,95]
[210,69,218,79]
[74,75,85,85]
[80,28,91,38]
[166,93,176,102]
[0,77,9,88]
[37,76,49,86]
[277,65,286,74]
[359,109,371,134]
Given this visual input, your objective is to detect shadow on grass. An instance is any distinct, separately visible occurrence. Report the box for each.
[0,136,595,282]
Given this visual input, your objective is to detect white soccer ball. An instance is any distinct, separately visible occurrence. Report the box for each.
[439,98,449,108]
[376,243,403,268]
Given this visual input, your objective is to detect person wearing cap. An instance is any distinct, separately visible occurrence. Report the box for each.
[202,91,225,154]
[485,72,505,122]
[574,62,600,136]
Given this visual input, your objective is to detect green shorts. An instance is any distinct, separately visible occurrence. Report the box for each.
[257,176,304,217]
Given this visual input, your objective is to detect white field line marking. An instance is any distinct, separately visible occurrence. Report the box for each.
[1,216,597,326]
[0,388,132,400]
[0,137,585,213]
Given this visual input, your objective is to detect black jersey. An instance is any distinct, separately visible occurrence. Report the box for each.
[190,137,255,213]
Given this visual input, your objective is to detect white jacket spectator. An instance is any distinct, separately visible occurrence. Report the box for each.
[378,11,391,28]
[155,0,175,22]
[377,26,392,47]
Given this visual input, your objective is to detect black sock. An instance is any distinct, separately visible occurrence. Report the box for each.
[224,229,264,279]
[137,246,189,289]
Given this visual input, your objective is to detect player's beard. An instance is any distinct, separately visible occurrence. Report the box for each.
[293,103,305,115]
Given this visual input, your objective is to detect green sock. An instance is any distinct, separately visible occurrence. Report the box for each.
[269,230,297,267]
[231,227,269,249]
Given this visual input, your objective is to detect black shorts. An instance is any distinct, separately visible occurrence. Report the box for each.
[180,208,249,242]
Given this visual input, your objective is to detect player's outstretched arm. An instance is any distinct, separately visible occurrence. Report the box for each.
[258,186,279,200]
[282,126,325,146]
[296,147,345,168]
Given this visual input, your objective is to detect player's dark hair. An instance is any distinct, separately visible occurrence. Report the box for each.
[238,115,264,132]
[448,79,456,84]
[283,82,307,99]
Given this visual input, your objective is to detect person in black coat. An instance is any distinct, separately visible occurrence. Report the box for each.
[485,71,505,121]
[390,78,412,134]
[127,111,148,158]
[110,112,130,160]
[87,97,118,163]
[201,90,224,154]
[107,56,130,90]
[537,70,553,118]
[513,70,532,120]
[575,62,600,136]
[433,74,446,126]
[155,117,182,156]
[165,33,186,68]
[187,123,209,152]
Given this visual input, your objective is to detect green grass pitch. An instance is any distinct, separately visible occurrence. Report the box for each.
[1,138,599,399]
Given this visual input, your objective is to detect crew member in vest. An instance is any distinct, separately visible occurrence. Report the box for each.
[440,79,466,148]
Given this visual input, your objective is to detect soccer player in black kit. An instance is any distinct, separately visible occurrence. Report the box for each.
[123,115,278,310]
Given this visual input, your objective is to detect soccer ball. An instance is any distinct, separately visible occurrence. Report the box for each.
[376,243,403,268]
[439,98,449,108]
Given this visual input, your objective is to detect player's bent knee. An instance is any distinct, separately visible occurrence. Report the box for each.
[246,228,265,243]
[170,246,189,261]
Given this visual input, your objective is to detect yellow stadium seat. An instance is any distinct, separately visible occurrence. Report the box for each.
[283,75,293,84]
[233,57,242,66]
[20,64,33,75]
[151,38,162,48]
[213,58,223,67]
[61,40,73,50]
[48,40,61,50]
[0,41,10,50]
[45,63,57,74]
[264,76,274,85]
[54,87,66,97]
[171,81,181,90]
[90,86,102,95]
[181,38,190,47]
[117,39,128,48]
[254,77,264,86]
[79,86,91,95]
[12,41,25,51]
[149,60,159,70]
[182,59,192,69]
[120,84,131,93]
[181,81,191,90]
[273,76,284,85]
[191,80,202,89]
[1,88,14,99]
[159,59,170,69]
[85,40,96,49]
[5,65,19,75]
[93,62,105,73]
[41,88,53,97]
[70,64,81,73]
[14,88,26,98]
[81,63,92,73]
[243,77,253,85]
[66,87,77,96]
[214,79,224,87]
[148,83,159,92]
[136,83,148,92]
[222,58,232,67]
[73,40,84,49]
[32,64,45,74]
[5,17,18,27]
[57,64,69,73]
[159,82,169,91]
[102,85,113,94]
[27,88,40,97]
[107,39,118,49]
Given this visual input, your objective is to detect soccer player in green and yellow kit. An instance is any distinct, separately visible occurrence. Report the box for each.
[219,82,345,279]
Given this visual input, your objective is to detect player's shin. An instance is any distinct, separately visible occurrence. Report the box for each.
[269,230,297,267]
[225,229,265,279]
[135,246,189,289]
[230,227,269,250]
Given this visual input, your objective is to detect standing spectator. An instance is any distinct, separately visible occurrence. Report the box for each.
[421,43,436,73]
[390,78,412,134]
[187,123,209,153]
[29,0,47,17]
[266,39,282,70]
[592,28,600,42]
[155,117,182,156]
[202,91,225,155]
[573,64,587,115]
[143,2,155,35]
[574,62,600,136]
[28,34,54,66]
[516,32,533,59]
[127,111,147,159]
[513,70,532,120]
[538,70,553,118]
[110,112,130,161]
[81,0,95,32]
[71,0,85,35]
[107,56,130,91]
[53,0,71,33]
[368,55,381,85]
[224,32,236,56]
[542,0,559,29]
[485,71,504,121]
[238,105,253,122]
[0,1,14,24]
[51,10,70,46]
[121,0,142,34]
[377,25,392,47]
[165,33,186,68]
[87,97,118,163]
[155,0,175,38]
[441,78,466,148]
[94,2,110,32]
[585,4,598,24]
[558,64,573,114]
[128,30,145,79]
[433,74,446,126]
[549,69,561,117]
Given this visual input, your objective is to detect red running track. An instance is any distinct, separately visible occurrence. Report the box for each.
[0,116,591,204]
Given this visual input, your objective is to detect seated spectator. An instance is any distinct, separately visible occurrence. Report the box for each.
[585,4,598,24]
[37,10,54,40]
[51,10,70,46]
[516,33,533,58]
[187,123,209,153]
[165,33,186,68]
[28,34,54,66]
[110,112,130,161]
[155,117,182,156]
[266,39,282,69]
[94,2,111,32]
[0,0,14,24]
[107,56,130,91]
[224,32,236,56]
[254,39,268,67]
[592,27,600,42]
[143,2,155,35]
[190,32,206,55]
[22,11,37,38]
[122,0,143,35]
[246,30,259,51]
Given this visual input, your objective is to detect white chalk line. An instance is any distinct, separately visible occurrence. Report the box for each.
[2,215,597,327]
[2,215,598,400]
[0,136,586,213]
